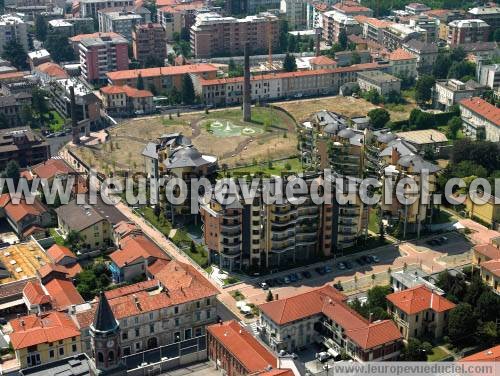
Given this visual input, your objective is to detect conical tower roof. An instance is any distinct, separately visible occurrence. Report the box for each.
[93,291,118,332]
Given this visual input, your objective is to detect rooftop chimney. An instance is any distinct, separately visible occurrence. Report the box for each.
[242,42,251,123]
[70,86,80,145]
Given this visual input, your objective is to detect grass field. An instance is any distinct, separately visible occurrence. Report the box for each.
[275,96,416,123]
[71,107,298,174]
[226,157,303,176]
[427,346,451,362]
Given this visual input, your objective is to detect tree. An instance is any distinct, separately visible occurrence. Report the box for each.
[64,230,82,250]
[367,285,392,310]
[450,46,466,62]
[278,19,289,52]
[35,15,47,41]
[448,61,476,81]
[3,160,20,182]
[168,86,181,104]
[44,34,74,62]
[283,53,297,72]
[476,321,498,348]
[266,290,274,302]
[432,53,452,79]
[475,290,500,323]
[137,73,145,90]
[144,55,163,68]
[448,303,477,347]
[446,116,462,139]
[2,40,28,69]
[365,88,382,104]
[414,74,435,105]
[154,204,161,218]
[368,108,390,129]
[338,29,348,50]
[403,338,428,361]
[181,74,195,105]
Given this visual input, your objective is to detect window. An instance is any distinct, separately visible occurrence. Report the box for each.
[174,331,181,342]
[196,301,200,309]
[123,319,128,326]
[415,315,419,322]
[122,332,128,340]
[134,317,139,324]
[72,344,77,352]
[206,309,211,319]
[174,306,179,314]
[135,342,141,350]
[135,328,140,337]
[123,347,131,356]
[98,352,104,362]
[149,313,154,320]
[185,328,192,340]
[175,318,180,326]
[195,311,201,321]
[59,347,64,356]
[49,350,55,358]
[150,324,154,334]
[195,327,202,337]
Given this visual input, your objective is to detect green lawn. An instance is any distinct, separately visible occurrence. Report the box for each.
[47,110,66,132]
[427,346,450,362]
[206,107,293,130]
[368,209,380,233]
[138,206,172,235]
[49,228,65,245]
[226,157,303,176]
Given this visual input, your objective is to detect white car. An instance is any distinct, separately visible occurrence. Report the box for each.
[337,262,346,270]
[260,282,269,290]
[316,352,331,362]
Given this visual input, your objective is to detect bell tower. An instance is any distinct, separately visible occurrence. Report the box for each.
[90,291,125,375]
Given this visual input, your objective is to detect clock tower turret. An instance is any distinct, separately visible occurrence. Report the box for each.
[90,291,125,375]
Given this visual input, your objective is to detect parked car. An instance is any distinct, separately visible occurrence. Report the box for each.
[344,261,353,269]
[315,267,326,275]
[284,276,291,284]
[265,279,274,287]
[316,352,331,362]
[355,258,365,266]
[289,274,298,283]
[361,255,372,264]
[324,266,333,273]
[260,282,269,290]
[302,270,312,279]
[370,255,380,263]
[336,262,346,270]
[440,236,449,243]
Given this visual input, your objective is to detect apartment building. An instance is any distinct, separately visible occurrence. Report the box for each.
[78,32,129,83]
[459,97,500,141]
[434,78,486,110]
[157,1,204,41]
[227,0,280,15]
[387,285,455,340]
[0,127,50,170]
[98,6,151,42]
[322,10,360,45]
[447,19,490,46]
[402,39,439,74]
[132,23,167,65]
[48,77,102,131]
[408,15,438,42]
[473,243,500,294]
[191,63,381,106]
[0,14,28,56]
[477,63,500,89]
[190,12,279,59]
[74,259,219,356]
[333,1,373,17]
[467,5,500,31]
[106,63,218,93]
[382,23,421,51]
[357,70,401,95]
[356,16,393,44]
[388,48,418,78]
[77,0,134,18]
[100,84,154,116]
[8,311,82,369]
[280,0,308,29]
[405,2,430,14]
[258,285,403,361]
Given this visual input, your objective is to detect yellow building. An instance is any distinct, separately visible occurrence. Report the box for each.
[465,193,500,229]
[386,285,456,341]
[472,243,500,293]
[55,200,113,251]
[9,311,81,369]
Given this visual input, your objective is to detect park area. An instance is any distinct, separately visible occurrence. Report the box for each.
[275,95,416,122]
[69,107,298,175]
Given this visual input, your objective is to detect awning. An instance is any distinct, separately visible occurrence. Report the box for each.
[327,348,339,357]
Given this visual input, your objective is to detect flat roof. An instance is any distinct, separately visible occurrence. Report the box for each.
[0,241,50,283]
[396,129,448,144]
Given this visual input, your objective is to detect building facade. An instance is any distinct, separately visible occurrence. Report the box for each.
[459,97,500,141]
[0,14,28,56]
[132,23,167,65]
[447,19,490,46]
[98,6,151,42]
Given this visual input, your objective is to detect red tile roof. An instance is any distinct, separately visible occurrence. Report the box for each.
[35,62,69,79]
[474,243,500,260]
[0,194,10,208]
[460,345,500,362]
[0,72,24,81]
[9,311,80,350]
[109,234,170,268]
[44,278,84,309]
[23,281,51,306]
[259,286,401,350]
[259,370,295,376]
[386,285,456,315]
[147,258,170,276]
[207,320,277,373]
[114,221,141,239]
[459,97,500,127]
[100,85,153,98]
[481,259,500,277]
[354,16,393,28]
[106,63,218,81]
[75,261,218,327]
[198,63,380,86]
[46,244,76,264]
[389,48,417,61]
[333,2,372,13]
[38,263,69,279]
[4,197,48,223]
[31,158,74,180]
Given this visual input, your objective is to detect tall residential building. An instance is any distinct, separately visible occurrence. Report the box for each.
[132,23,167,65]
[77,0,134,18]
[157,1,204,41]
[477,63,500,89]
[0,127,50,170]
[98,6,151,42]
[0,14,28,56]
[280,0,308,29]
[382,23,421,51]
[459,97,500,141]
[78,32,129,83]
[190,12,279,59]
[322,10,360,45]
[447,19,490,46]
[227,0,281,15]
[467,5,500,31]
[408,14,438,42]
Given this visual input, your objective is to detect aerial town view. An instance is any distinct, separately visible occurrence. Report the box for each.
[0,0,498,374]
